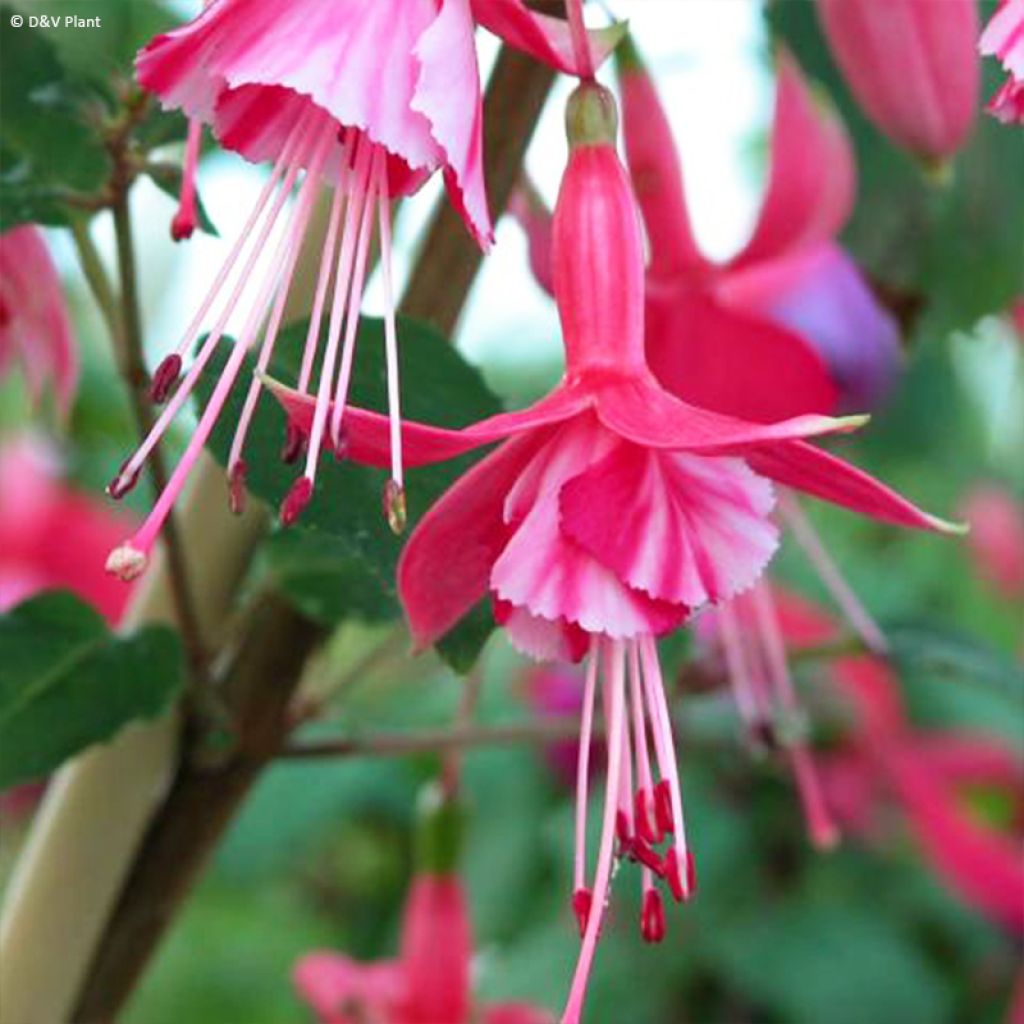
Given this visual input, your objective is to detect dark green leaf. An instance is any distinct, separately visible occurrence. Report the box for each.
[196,316,502,667]
[436,600,494,675]
[0,591,184,787]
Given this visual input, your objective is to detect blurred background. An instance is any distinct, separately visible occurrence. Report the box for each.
[1,2,1022,1022]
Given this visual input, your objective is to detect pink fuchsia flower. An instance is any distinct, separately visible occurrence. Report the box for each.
[271,80,958,1022]
[0,434,136,622]
[981,0,1024,124]
[107,0,623,581]
[294,874,552,1024]
[0,226,78,420]
[958,485,1024,599]
[816,0,980,162]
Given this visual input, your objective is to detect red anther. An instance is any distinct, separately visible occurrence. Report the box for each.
[280,476,313,526]
[149,354,182,403]
[749,718,780,752]
[107,459,140,500]
[170,209,197,242]
[663,846,685,902]
[634,788,660,845]
[628,838,665,877]
[572,888,592,938]
[615,809,632,847]
[641,888,666,944]
[228,460,247,516]
[281,421,306,464]
[331,425,350,462]
[654,779,674,834]
[383,479,407,535]
[685,850,697,897]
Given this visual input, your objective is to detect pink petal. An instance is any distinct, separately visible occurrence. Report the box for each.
[293,952,403,1024]
[730,48,854,269]
[986,74,1024,124]
[400,875,472,1024]
[509,183,554,297]
[412,0,493,248]
[769,585,841,648]
[398,431,545,648]
[560,445,778,608]
[816,0,979,161]
[499,602,589,663]
[470,0,625,76]
[137,0,444,181]
[616,38,706,278]
[266,376,588,468]
[0,226,79,418]
[832,658,907,737]
[592,374,862,453]
[909,734,1023,791]
[645,288,840,423]
[744,440,964,533]
[483,1003,556,1024]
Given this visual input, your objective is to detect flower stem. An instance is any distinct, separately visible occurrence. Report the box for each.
[564,0,594,79]
[69,217,121,343]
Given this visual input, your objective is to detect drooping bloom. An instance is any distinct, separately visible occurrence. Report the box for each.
[816,0,980,162]
[271,80,958,1023]
[981,0,1024,124]
[106,0,622,581]
[0,226,78,419]
[0,435,136,621]
[959,484,1024,599]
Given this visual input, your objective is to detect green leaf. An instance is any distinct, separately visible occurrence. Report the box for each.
[436,600,494,675]
[145,160,220,237]
[0,6,109,194]
[0,592,184,787]
[196,316,502,668]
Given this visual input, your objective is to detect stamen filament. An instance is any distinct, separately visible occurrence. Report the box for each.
[574,640,600,894]
[377,164,404,502]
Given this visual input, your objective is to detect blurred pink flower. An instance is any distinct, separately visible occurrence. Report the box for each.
[0,226,78,419]
[816,0,979,161]
[294,873,551,1024]
[981,0,1024,124]
[959,485,1024,599]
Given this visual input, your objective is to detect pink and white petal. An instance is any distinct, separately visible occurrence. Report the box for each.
[987,75,1024,124]
[483,1003,556,1024]
[293,952,403,1024]
[497,601,589,663]
[470,0,625,75]
[593,374,862,453]
[492,484,687,638]
[412,0,492,247]
[560,446,778,608]
[616,37,707,278]
[743,441,964,533]
[398,432,546,648]
[730,48,855,269]
[980,0,1024,76]
[645,288,839,423]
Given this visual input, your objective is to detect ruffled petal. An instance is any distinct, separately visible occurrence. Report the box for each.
[470,0,626,75]
[412,0,492,248]
[292,953,403,1024]
[593,373,863,453]
[615,37,706,278]
[744,440,964,533]
[645,287,839,423]
[497,602,589,663]
[730,48,854,269]
[560,446,778,607]
[492,481,687,639]
[398,432,546,648]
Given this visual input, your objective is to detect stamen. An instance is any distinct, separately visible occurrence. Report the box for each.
[562,638,627,1024]
[572,888,592,939]
[383,479,407,535]
[716,602,765,731]
[105,542,147,582]
[628,644,660,844]
[228,459,247,516]
[574,639,600,897]
[170,118,203,242]
[640,884,666,944]
[149,353,182,404]
[781,493,888,654]
[106,457,140,500]
[281,476,313,526]
[653,779,674,835]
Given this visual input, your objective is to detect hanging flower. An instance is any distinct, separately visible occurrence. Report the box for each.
[107,0,623,581]
[815,0,980,162]
[981,0,1024,124]
[0,226,79,420]
[271,80,959,1022]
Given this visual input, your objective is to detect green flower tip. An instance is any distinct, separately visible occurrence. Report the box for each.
[566,81,619,148]
[414,780,465,875]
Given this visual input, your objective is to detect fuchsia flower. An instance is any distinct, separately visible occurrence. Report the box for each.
[271,80,958,1023]
[981,0,1024,124]
[106,0,622,580]
[769,589,1024,937]
[295,873,552,1024]
[816,0,980,162]
[0,435,136,622]
[0,226,78,419]
[959,484,1024,599]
